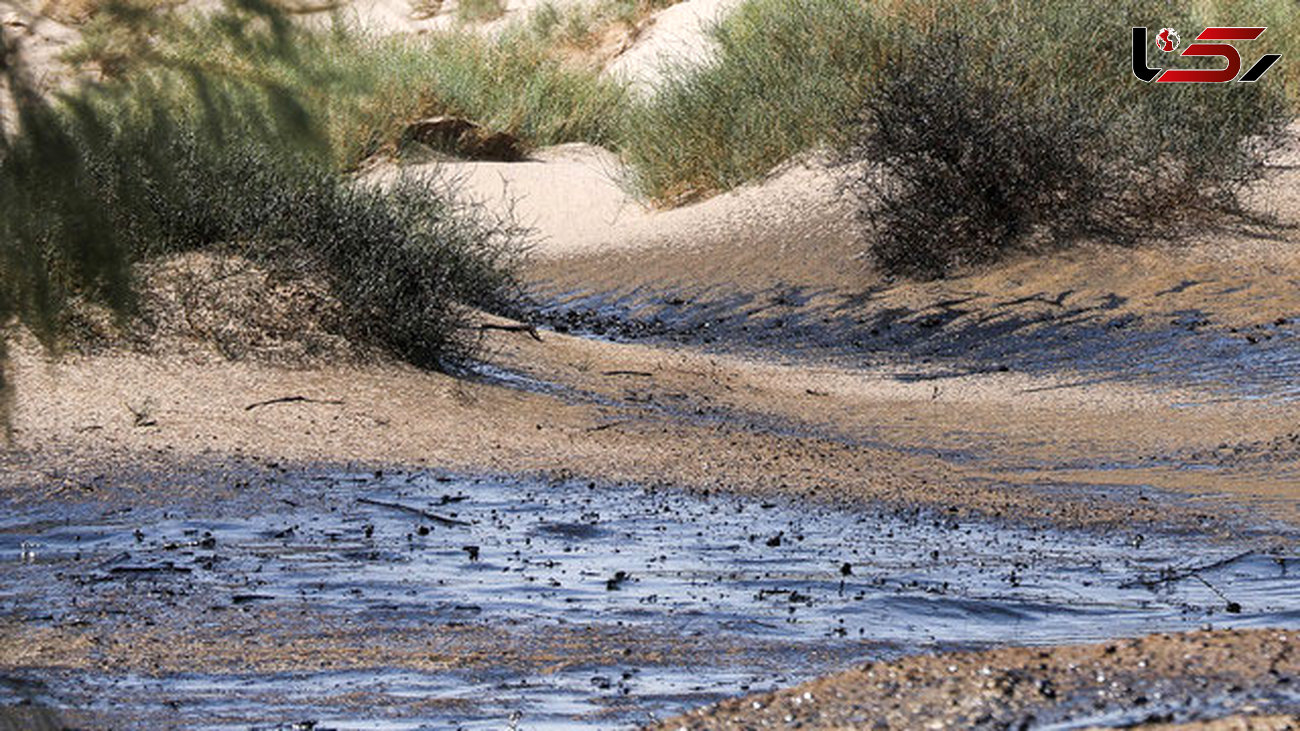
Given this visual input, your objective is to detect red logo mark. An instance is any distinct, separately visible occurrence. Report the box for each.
[1156,27,1180,52]
[1132,26,1281,83]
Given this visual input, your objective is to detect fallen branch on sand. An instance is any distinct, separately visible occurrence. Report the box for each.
[357,497,471,527]
[1193,575,1243,613]
[245,396,345,411]
[478,323,543,341]
[1120,549,1257,590]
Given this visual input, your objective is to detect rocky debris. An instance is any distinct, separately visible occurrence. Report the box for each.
[401,116,524,162]
[1173,432,1300,469]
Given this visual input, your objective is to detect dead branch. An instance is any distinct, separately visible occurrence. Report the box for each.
[478,323,543,341]
[245,396,344,411]
[1193,574,1243,613]
[1120,549,1257,589]
[356,497,471,527]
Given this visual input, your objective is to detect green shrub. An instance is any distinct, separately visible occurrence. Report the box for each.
[843,7,1292,279]
[844,39,1103,278]
[132,16,628,169]
[621,0,1297,205]
[79,124,521,364]
[342,29,627,165]
[60,0,177,78]
[620,0,893,203]
[525,0,682,46]
[2,0,524,424]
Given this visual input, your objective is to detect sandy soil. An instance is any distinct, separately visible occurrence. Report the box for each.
[0,0,83,133]
[656,628,1300,730]
[386,145,853,260]
[7,276,1300,530]
[603,0,738,91]
[6,308,1299,727]
[6,145,1300,731]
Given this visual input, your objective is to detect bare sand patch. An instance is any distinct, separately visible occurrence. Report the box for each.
[602,0,738,92]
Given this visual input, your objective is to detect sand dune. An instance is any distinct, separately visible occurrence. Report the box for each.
[389,143,855,261]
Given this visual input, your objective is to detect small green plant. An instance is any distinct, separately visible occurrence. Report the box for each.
[845,39,1116,279]
[61,0,177,77]
[526,1,565,39]
[620,0,890,203]
[408,0,442,19]
[604,0,678,26]
[101,129,522,364]
[523,0,680,52]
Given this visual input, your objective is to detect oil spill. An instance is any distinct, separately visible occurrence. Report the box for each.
[1,470,1297,729]
[523,284,1300,402]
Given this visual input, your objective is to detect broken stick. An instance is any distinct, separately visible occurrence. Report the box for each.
[245,396,344,411]
[478,323,543,342]
[1120,549,1257,589]
[356,497,471,527]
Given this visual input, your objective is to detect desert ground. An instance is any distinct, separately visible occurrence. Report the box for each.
[1,0,1299,728]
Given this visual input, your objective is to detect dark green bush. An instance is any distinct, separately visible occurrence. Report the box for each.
[5,108,522,368]
[843,16,1292,279]
[80,126,522,365]
[621,0,1297,206]
[1,0,523,425]
[843,43,1100,278]
[115,10,630,170]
